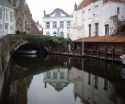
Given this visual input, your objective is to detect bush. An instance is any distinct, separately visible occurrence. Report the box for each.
[26,35,72,48]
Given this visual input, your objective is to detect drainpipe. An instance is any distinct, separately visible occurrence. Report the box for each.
[81,9,84,56]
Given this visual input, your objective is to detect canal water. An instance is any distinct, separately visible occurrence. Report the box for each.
[1,54,125,104]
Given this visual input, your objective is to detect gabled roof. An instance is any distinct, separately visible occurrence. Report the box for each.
[44,8,70,17]
[74,34,125,43]
[77,0,122,10]
[77,0,93,10]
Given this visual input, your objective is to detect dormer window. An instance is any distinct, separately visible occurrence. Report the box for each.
[55,12,61,16]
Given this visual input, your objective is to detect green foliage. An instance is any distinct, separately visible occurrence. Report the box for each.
[25,35,72,48]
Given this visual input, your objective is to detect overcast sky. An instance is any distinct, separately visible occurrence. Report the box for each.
[26,0,81,24]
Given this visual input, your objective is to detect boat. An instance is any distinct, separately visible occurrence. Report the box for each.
[120,67,125,78]
[120,54,125,65]
[16,50,37,55]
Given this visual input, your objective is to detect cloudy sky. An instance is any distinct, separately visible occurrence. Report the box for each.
[26,0,81,23]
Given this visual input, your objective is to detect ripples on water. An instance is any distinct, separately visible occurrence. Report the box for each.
[1,54,125,104]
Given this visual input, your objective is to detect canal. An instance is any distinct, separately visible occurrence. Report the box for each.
[1,54,125,104]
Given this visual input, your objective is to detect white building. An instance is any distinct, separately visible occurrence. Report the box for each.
[69,0,125,40]
[42,8,73,38]
[0,0,15,37]
[44,68,70,91]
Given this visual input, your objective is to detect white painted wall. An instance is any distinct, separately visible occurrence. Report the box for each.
[0,2,15,38]
[69,0,125,40]
[43,15,73,38]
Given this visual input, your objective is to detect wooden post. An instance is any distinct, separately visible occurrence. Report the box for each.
[112,43,115,61]
[123,41,125,54]
[105,48,107,59]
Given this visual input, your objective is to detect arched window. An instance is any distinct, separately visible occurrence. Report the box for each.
[46,31,50,35]
[60,31,64,37]
[53,31,57,35]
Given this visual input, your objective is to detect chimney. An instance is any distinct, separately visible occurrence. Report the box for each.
[43,10,46,17]
[74,2,77,11]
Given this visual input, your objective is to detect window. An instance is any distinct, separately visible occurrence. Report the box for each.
[0,9,2,20]
[117,7,120,15]
[94,76,98,89]
[53,31,57,35]
[5,23,8,35]
[88,8,91,11]
[46,72,50,79]
[46,22,50,28]
[95,5,99,8]
[103,0,108,3]
[5,23,8,30]
[60,31,64,37]
[95,23,99,36]
[10,26,13,30]
[53,72,57,79]
[88,73,91,85]
[55,12,61,16]
[89,24,91,37]
[53,21,57,28]
[60,21,64,28]
[67,21,71,28]
[5,9,8,21]
[0,24,2,34]
[46,31,50,35]
[10,12,13,22]
[103,79,108,91]
[105,24,109,35]
[60,72,64,79]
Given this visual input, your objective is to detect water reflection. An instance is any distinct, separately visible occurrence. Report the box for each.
[1,54,125,104]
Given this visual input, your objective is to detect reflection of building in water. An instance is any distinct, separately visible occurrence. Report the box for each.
[44,68,70,91]
[44,66,125,104]
[71,67,124,104]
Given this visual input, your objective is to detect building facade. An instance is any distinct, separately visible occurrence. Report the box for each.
[42,8,73,38]
[69,0,125,40]
[0,0,15,37]
[7,0,40,34]
[44,68,70,91]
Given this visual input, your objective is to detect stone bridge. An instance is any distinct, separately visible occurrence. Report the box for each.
[0,34,36,100]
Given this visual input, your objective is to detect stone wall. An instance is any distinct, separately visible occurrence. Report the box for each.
[0,34,26,100]
[8,0,42,34]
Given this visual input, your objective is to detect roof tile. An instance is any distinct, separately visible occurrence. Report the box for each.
[74,34,125,43]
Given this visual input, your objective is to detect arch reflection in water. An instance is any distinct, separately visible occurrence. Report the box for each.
[1,55,125,104]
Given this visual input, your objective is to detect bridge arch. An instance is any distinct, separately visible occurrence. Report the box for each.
[15,41,49,54]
